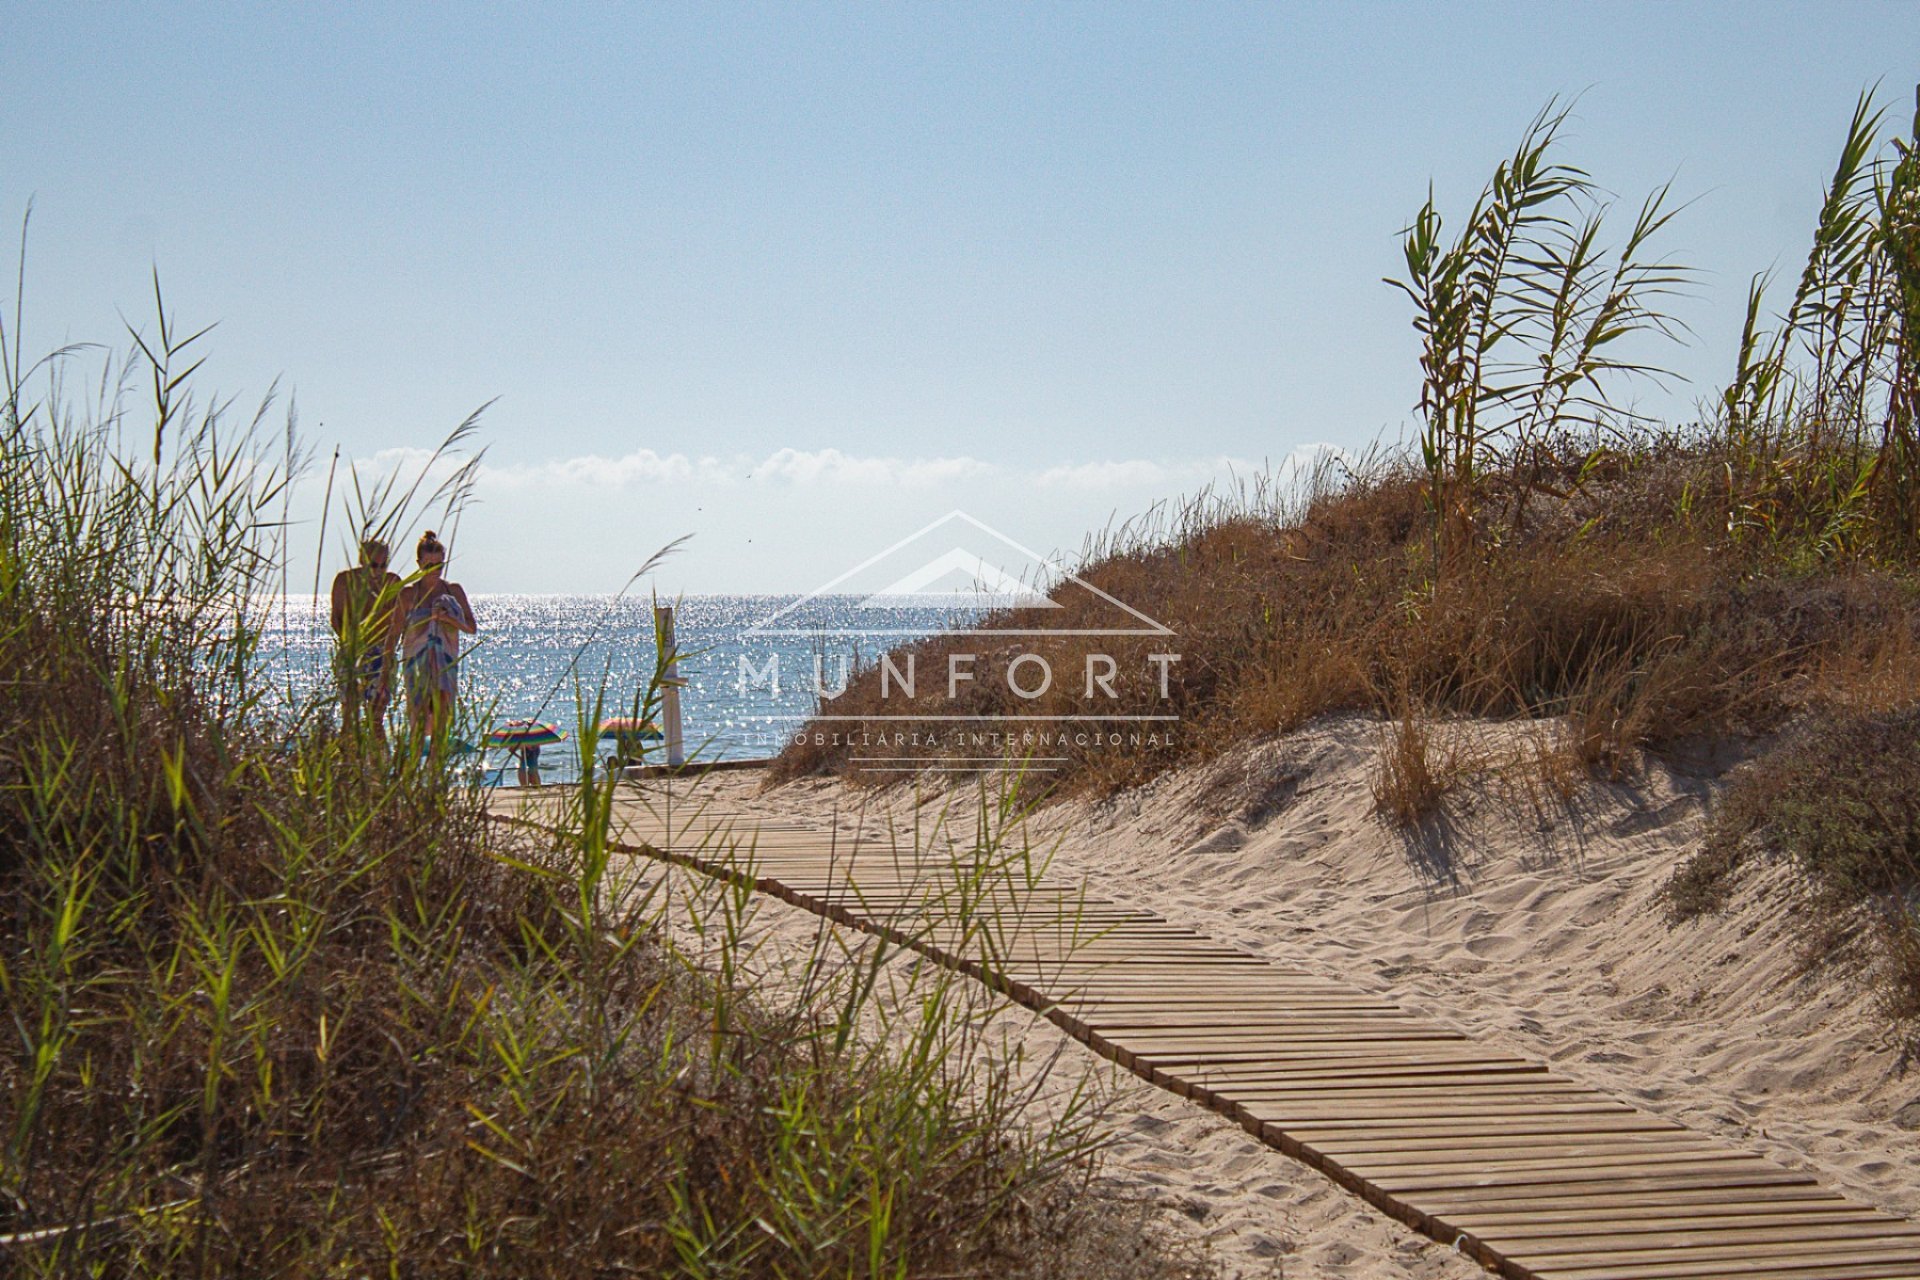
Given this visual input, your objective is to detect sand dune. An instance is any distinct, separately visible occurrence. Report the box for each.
[653,713,1920,1276]
[1022,715,1920,1224]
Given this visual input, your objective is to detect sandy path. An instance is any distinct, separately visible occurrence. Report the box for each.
[607,776,1485,1280]
[623,713,1920,1272]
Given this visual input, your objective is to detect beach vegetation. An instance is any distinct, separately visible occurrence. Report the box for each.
[1666,707,1920,1035]
[1386,98,1689,571]
[0,273,1200,1275]
[1369,688,1473,829]
[777,84,1920,1028]
[780,85,1920,799]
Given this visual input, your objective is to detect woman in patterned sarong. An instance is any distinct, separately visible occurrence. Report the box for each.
[395,530,477,751]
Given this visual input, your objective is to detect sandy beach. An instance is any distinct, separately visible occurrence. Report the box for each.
[633,713,1920,1277]
[14,13,1920,1274]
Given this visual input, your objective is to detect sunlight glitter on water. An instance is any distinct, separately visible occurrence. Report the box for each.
[257,594,974,781]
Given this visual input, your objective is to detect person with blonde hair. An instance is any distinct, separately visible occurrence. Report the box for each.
[329,537,400,738]
[395,531,477,750]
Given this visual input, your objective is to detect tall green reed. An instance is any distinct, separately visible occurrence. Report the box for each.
[0,254,1174,1276]
[1721,84,1920,559]
[1388,98,1687,569]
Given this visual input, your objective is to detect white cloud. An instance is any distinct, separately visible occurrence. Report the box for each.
[747,447,995,487]
[300,442,1357,593]
[361,446,445,473]
[411,445,1003,490]
[432,446,1277,493]
[344,444,1339,501]
[497,449,736,488]
[1274,441,1350,475]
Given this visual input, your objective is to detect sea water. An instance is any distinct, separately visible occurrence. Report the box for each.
[257,594,972,782]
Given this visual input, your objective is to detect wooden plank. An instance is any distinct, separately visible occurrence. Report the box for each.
[1185,1065,1555,1090]
[1078,1008,1416,1024]
[1458,1207,1900,1234]
[1367,1143,1791,1175]
[1128,1045,1535,1064]
[1503,1219,1920,1251]
[1219,1076,1603,1097]
[1546,1268,1920,1280]
[1099,1027,1471,1050]
[1538,1248,1920,1280]
[1315,1132,1722,1159]
[1350,1150,1777,1183]
[1531,1229,1920,1255]
[1250,1105,1649,1127]
[1129,1031,1478,1051]
[1054,994,1364,1009]
[1183,1055,1541,1079]
[1417,1183,1851,1215]
[1379,1165,1820,1196]
[1282,1115,1682,1138]
[500,796,1920,1280]
[1140,1049,1503,1073]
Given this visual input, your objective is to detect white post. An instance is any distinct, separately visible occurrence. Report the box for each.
[657,604,686,768]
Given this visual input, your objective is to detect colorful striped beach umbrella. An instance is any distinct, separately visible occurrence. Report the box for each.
[598,716,663,741]
[485,719,567,748]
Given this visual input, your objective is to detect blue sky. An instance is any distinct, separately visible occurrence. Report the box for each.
[3,3,1917,592]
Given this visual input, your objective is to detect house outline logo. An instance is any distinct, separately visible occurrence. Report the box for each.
[743,509,1174,638]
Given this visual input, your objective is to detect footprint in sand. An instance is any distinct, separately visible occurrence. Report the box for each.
[1181,820,1249,856]
[1462,932,1518,959]
[1307,1241,1361,1266]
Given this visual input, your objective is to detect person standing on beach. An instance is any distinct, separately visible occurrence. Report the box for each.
[395,531,477,752]
[329,538,401,739]
[511,742,542,787]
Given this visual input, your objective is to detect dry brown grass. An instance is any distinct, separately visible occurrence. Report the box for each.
[1370,701,1466,827]
[774,437,1920,800]
[1505,721,1586,818]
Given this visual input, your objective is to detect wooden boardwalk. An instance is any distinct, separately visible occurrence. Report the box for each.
[495,789,1920,1280]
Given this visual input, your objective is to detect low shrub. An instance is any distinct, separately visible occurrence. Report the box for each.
[1667,708,1920,1037]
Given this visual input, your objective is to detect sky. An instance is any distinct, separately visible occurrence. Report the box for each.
[3,2,1918,593]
